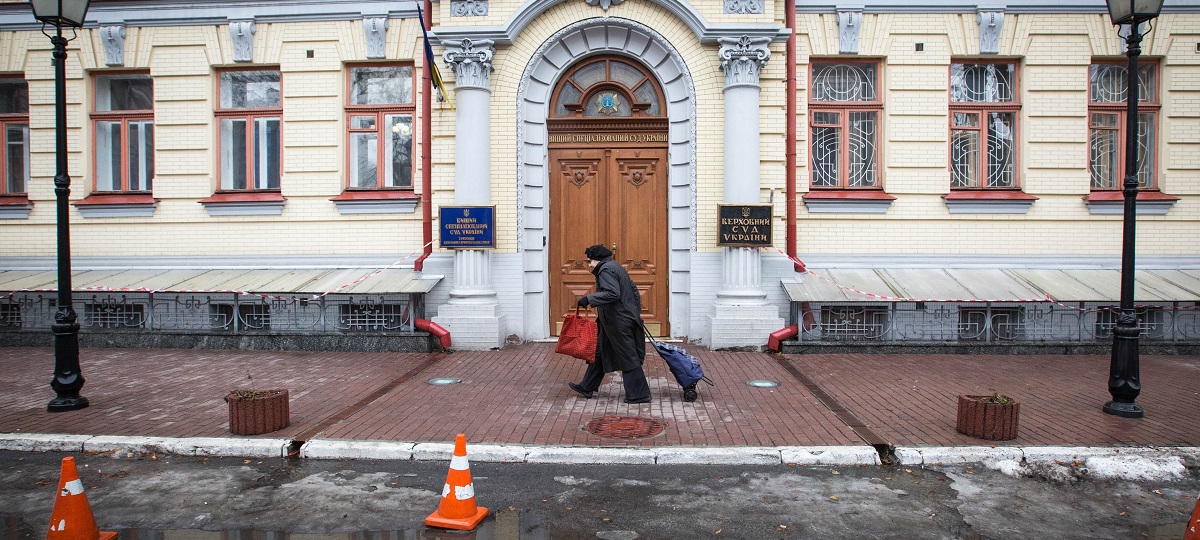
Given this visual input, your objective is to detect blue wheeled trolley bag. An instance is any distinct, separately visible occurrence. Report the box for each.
[644,324,714,402]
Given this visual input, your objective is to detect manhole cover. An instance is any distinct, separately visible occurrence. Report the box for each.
[585,415,665,439]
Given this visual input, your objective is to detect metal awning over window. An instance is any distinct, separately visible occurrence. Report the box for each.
[0,267,442,296]
[781,268,1200,303]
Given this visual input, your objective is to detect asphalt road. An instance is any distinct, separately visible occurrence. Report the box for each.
[1,450,1196,540]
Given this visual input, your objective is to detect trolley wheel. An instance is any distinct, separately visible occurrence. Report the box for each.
[683,388,698,402]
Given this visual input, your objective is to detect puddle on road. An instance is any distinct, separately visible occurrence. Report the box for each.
[2,508,606,540]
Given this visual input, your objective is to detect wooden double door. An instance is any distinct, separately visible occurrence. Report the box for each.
[549,145,669,336]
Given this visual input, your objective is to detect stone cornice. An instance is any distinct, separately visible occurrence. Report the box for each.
[0,0,420,30]
[796,1,1200,14]
[433,0,788,45]
[1,1,1198,32]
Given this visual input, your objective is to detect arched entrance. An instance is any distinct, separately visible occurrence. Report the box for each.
[515,18,697,341]
[547,56,670,336]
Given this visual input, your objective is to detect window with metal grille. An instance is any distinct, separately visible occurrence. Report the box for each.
[949,62,1019,189]
[809,61,881,189]
[210,304,235,331]
[1095,306,1165,338]
[237,302,271,331]
[339,303,409,331]
[84,301,145,329]
[820,305,889,340]
[958,307,1023,341]
[0,302,20,328]
[1089,61,1158,190]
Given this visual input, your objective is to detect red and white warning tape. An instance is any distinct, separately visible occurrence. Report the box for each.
[0,241,435,302]
[774,248,1197,312]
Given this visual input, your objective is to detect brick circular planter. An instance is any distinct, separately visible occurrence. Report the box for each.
[955,394,1019,441]
[226,389,290,435]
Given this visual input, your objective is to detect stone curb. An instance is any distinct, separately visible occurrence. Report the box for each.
[894,445,1200,482]
[0,434,290,458]
[2,434,1191,473]
[0,433,91,453]
[303,440,882,465]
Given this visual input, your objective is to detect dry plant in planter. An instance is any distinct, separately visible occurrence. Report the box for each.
[956,392,1019,441]
[225,374,289,435]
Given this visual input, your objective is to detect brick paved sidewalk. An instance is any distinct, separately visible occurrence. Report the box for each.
[0,344,1196,449]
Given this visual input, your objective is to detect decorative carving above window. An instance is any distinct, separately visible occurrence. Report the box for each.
[451,0,488,17]
[977,11,1004,54]
[584,0,624,11]
[724,0,763,14]
[363,17,387,59]
[229,20,256,63]
[838,9,862,54]
[100,25,126,67]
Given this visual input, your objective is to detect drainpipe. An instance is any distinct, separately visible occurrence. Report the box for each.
[767,325,798,352]
[414,0,434,272]
[769,0,803,352]
[415,318,452,349]
[785,0,801,272]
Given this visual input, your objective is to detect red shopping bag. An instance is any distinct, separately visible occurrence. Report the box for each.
[556,306,597,363]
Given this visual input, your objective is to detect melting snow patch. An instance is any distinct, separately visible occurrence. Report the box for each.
[1084,455,1186,481]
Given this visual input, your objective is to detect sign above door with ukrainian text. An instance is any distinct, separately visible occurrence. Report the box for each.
[717,204,772,247]
[439,206,495,249]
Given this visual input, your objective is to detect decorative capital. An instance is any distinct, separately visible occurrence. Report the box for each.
[718,35,771,88]
[230,20,256,63]
[584,0,625,11]
[977,11,1004,54]
[837,8,862,54]
[443,38,495,90]
[451,0,488,17]
[100,24,126,67]
[363,17,388,59]
[724,0,763,15]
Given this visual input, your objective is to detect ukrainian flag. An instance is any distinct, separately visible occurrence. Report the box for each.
[417,5,453,109]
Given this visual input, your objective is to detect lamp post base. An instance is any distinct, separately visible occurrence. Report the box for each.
[1103,400,1144,418]
[47,396,89,413]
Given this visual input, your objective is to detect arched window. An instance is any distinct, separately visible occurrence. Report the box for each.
[552,57,663,118]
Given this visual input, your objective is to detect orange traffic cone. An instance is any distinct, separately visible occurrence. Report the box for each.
[46,457,117,540]
[425,433,488,530]
[1184,495,1200,540]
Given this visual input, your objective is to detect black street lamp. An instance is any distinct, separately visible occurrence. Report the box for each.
[1102,0,1163,419]
[29,0,91,413]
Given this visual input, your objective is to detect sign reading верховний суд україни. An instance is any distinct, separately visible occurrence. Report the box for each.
[439,206,495,249]
[717,204,772,247]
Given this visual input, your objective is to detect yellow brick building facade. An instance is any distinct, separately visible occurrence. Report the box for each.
[1,0,1197,350]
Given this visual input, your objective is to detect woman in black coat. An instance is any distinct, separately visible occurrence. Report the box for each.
[567,244,652,404]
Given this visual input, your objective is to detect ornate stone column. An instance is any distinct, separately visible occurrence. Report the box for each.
[708,36,782,348]
[433,38,506,350]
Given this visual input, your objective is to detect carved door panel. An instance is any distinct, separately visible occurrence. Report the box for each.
[549,147,669,336]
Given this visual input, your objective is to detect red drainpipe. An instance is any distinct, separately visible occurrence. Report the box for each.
[767,325,798,352]
[415,318,452,349]
[414,0,434,272]
[785,0,800,272]
[769,0,802,352]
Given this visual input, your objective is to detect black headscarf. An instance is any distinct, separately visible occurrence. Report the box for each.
[584,244,613,260]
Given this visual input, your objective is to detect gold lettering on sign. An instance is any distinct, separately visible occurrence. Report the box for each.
[549,133,668,143]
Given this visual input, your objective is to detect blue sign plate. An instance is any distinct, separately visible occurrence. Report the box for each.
[439,206,495,249]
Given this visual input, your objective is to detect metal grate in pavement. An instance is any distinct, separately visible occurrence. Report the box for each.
[585,415,665,440]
